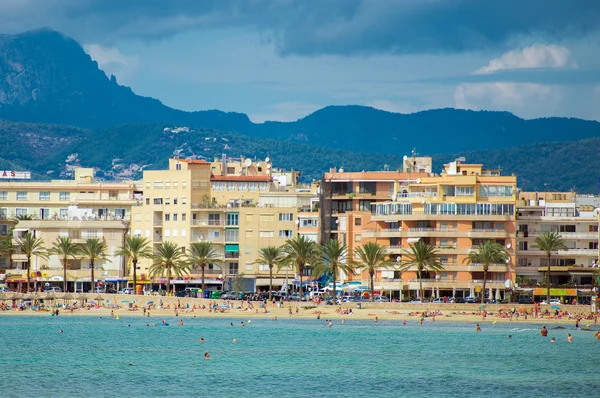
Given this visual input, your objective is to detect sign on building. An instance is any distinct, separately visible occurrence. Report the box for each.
[0,171,31,179]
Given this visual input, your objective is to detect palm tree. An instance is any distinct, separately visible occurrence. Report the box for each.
[282,235,320,301]
[14,232,46,292]
[464,241,509,304]
[400,241,443,302]
[0,235,15,271]
[314,239,356,302]
[533,232,567,304]
[149,241,189,296]
[48,237,80,292]
[80,238,110,293]
[254,245,283,300]
[116,236,152,295]
[187,241,222,293]
[353,242,392,302]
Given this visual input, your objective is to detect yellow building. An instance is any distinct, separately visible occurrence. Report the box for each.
[132,157,316,292]
[322,157,517,301]
[0,168,137,291]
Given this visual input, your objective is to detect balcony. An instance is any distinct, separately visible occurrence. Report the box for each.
[536,265,598,273]
[153,220,163,227]
[558,249,597,256]
[225,252,240,259]
[468,229,510,238]
[466,264,508,272]
[194,236,224,244]
[371,212,514,222]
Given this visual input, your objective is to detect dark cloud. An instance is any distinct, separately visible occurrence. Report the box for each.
[1,0,599,55]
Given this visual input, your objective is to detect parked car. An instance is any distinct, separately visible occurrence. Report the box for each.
[409,298,422,303]
[432,297,445,304]
[464,297,478,303]
[118,288,132,295]
[453,297,466,304]
[374,296,390,302]
[0,287,10,293]
[540,299,562,305]
[44,287,62,293]
[518,296,534,304]
[290,293,301,301]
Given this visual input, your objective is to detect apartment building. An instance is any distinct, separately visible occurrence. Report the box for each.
[516,192,599,299]
[0,168,136,290]
[335,157,518,300]
[132,157,317,292]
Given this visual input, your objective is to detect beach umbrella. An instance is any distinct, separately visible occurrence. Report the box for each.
[488,288,493,301]
[147,301,154,306]
[551,305,560,310]
[94,294,104,301]
[478,304,487,310]
[0,293,7,301]
[10,293,22,301]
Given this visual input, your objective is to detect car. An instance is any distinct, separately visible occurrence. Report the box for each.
[409,298,422,303]
[540,299,562,305]
[453,297,466,304]
[44,287,62,293]
[174,290,188,297]
[290,293,300,301]
[0,287,10,293]
[431,297,446,304]
[464,297,477,304]
[118,288,132,295]
[518,297,534,304]
[374,296,390,302]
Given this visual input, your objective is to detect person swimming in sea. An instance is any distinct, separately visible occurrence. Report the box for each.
[567,333,573,342]
[551,337,556,343]
[476,324,481,332]
[541,326,548,337]
[508,335,512,339]
[204,352,211,360]
[200,337,205,343]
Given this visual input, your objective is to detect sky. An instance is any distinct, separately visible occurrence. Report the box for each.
[1,0,600,122]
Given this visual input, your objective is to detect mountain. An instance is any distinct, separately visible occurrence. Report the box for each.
[1,29,600,156]
[1,120,599,193]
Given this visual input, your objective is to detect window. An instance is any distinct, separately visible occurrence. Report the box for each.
[355,218,362,226]
[300,218,318,227]
[279,213,293,222]
[249,182,257,192]
[225,229,239,242]
[212,182,225,191]
[228,263,239,275]
[259,230,274,238]
[153,182,163,189]
[227,213,239,226]
[37,191,50,201]
[114,208,126,219]
[182,197,187,204]
[181,229,186,237]
[59,209,68,219]
[182,213,186,221]
[153,198,163,205]
[173,181,178,188]
[182,181,187,188]
[165,181,170,189]
[146,198,150,205]
[173,213,178,221]
[164,229,170,238]
[279,230,293,238]
[165,197,171,205]
[260,214,274,222]
[59,192,70,201]
[17,191,27,201]
[208,214,221,226]
[238,182,247,191]
[15,208,28,217]
[38,208,50,220]
[0,191,6,200]
[355,234,362,242]
[227,182,236,191]
[173,229,178,237]
[176,163,182,170]
[173,197,178,205]
[165,214,170,221]
[455,186,474,196]
[359,200,371,211]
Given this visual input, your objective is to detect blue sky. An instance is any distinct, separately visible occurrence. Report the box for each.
[1,0,599,122]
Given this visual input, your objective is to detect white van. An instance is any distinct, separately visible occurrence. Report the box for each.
[310,291,325,299]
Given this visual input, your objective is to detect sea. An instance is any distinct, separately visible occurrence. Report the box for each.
[0,315,598,397]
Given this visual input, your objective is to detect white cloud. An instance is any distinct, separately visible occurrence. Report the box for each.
[249,102,322,123]
[83,44,139,84]
[474,44,577,75]
[454,82,560,118]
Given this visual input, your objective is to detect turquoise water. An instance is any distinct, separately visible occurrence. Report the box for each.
[0,316,598,397]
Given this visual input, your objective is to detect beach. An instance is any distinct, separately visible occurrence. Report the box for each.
[1,294,596,327]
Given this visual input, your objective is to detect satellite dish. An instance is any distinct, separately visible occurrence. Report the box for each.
[244,158,252,167]
[420,198,426,204]
[267,164,271,169]
[593,208,600,217]
[416,178,422,184]
[504,279,513,288]
[295,219,300,224]
[396,256,401,263]
[506,243,511,249]
[391,194,397,201]
[265,156,270,162]
[403,155,407,160]
[505,257,510,264]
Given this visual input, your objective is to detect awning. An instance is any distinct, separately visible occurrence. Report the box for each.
[13,228,29,232]
[225,244,239,253]
[407,238,420,243]
[49,276,63,281]
[255,278,288,287]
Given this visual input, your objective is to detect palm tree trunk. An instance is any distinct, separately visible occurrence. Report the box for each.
[167,268,171,296]
[26,255,31,292]
[132,258,137,295]
[547,254,551,304]
[63,258,67,292]
[201,264,206,294]
[418,268,423,302]
[370,271,374,302]
[269,265,273,301]
[90,259,95,294]
[332,269,336,304]
[299,266,303,302]
[482,266,487,305]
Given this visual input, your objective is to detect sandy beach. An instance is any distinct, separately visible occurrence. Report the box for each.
[1,294,597,327]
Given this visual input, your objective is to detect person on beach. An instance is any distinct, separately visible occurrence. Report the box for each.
[541,326,548,337]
